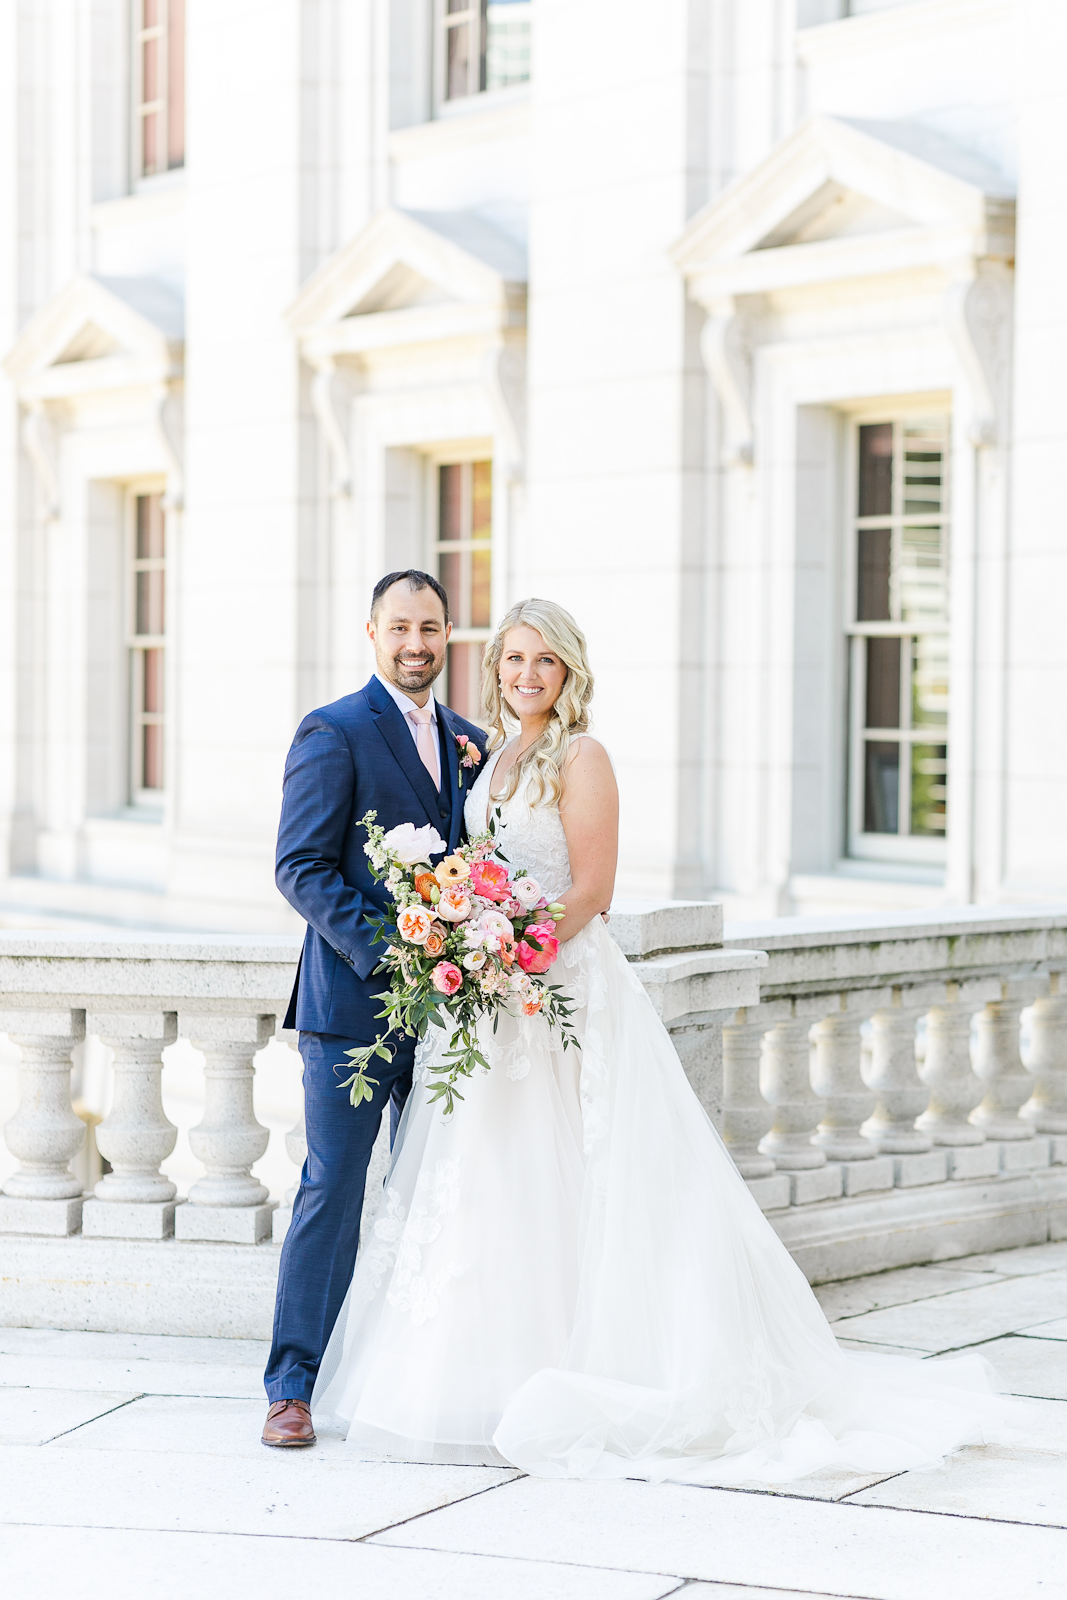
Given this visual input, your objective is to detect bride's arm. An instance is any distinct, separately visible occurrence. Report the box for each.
[554,737,619,942]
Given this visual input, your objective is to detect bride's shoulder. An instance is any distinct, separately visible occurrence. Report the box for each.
[561,734,617,795]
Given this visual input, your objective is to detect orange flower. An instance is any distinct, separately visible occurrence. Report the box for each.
[423,924,447,957]
[414,872,438,903]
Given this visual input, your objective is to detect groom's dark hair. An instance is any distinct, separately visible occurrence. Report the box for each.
[370,569,450,624]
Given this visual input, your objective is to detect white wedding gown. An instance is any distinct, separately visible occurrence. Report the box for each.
[313,746,1017,1483]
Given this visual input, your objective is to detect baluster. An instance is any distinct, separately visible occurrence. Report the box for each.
[722,1011,775,1178]
[971,983,1038,1141]
[810,997,878,1161]
[758,1015,827,1170]
[81,1011,180,1239]
[175,1013,276,1243]
[272,1038,306,1244]
[861,997,932,1153]
[916,987,985,1146]
[0,1009,86,1236]
[1021,979,1067,1134]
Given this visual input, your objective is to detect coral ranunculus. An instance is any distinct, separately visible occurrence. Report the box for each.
[516,923,560,974]
[413,871,438,903]
[469,860,511,902]
[430,961,463,995]
[396,905,434,945]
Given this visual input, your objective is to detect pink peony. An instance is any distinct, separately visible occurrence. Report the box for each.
[469,860,511,903]
[396,905,434,945]
[516,923,560,974]
[501,897,524,919]
[430,961,463,995]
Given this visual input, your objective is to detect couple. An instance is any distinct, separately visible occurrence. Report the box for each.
[263,569,1013,1482]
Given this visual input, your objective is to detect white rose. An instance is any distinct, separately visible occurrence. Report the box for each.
[382,822,447,868]
[512,876,542,909]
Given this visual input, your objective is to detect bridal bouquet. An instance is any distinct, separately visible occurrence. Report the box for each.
[338,812,579,1115]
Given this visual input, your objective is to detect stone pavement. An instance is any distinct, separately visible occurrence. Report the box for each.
[3,1241,1067,1600]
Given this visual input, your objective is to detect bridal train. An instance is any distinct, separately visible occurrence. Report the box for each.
[312,748,1018,1484]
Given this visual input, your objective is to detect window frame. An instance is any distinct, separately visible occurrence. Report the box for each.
[432,0,531,115]
[126,486,168,808]
[844,406,951,867]
[131,0,185,182]
[425,444,495,723]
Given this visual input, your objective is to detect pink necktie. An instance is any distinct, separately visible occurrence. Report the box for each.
[408,703,440,789]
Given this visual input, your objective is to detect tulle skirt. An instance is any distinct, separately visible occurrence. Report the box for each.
[312,917,1020,1483]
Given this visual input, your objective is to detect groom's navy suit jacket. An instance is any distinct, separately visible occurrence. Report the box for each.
[276,674,487,1039]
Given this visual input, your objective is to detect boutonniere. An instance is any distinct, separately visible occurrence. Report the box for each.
[454,732,482,787]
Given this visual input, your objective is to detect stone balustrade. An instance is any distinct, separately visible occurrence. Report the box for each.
[1,905,1066,1337]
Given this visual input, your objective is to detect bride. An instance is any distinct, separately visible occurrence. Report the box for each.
[313,597,1016,1483]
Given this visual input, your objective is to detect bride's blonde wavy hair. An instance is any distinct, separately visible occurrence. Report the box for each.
[480,598,594,807]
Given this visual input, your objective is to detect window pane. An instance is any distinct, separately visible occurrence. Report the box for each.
[439,464,464,542]
[168,0,185,168]
[142,723,164,790]
[858,422,893,517]
[447,18,475,98]
[903,422,944,516]
[438,549,465,625]
[143,0,160,26]
[143,33,159,101]
[136,570,165,637]
[143,648,164,714]
[470,546,491,627]
[864,742,900,834]
[486,1,531,90]
[911,743,947,835]
[910,635,948,728]
[136,494,165,559]
[865,636,900,730]
[142,108,160,174]
[446,640,485,722]
[471,459,492,538]
[899,523,945,625]
[857,526,891,621]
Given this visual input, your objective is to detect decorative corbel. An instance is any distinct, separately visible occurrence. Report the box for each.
[483,340,526,483]
[309,357,353,498]
[22,402,61,522]
[154,384,185,510]
[943,266,1013,449]
[699,306,754,467]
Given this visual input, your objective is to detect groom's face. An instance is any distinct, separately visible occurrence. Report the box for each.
[367,581,451,700]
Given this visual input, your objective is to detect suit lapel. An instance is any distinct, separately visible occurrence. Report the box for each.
[437,706,463,851]
[365,677,445,833]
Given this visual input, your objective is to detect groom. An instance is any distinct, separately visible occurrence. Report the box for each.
[262,570,488,1446]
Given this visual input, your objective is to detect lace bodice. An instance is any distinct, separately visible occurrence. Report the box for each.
[463,746,573,902]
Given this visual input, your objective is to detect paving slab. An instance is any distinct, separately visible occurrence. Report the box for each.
[0,1386,137,1445]
[685,1589,871,1600]
[371,1475,1067,1600]
[0,1326,269,1366]
[814,1265,995,1322]
[0,1351,263,1398]
[939,1241,1067,1277]
[1017,1315,1067,1340]
[849,1442,1067,1527]
[1,1523,678,1600]
[1,1441,516,1540]
[835,1339,926,1357]
[830,1271,1067,1353]
[944,1336,1067,1400]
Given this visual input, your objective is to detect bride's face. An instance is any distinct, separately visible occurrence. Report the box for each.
[498,627,568,723]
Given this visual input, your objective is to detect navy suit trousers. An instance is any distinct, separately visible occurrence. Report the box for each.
[263,1029,415,1403]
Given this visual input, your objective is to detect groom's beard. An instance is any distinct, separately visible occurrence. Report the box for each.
[383,651,445,692]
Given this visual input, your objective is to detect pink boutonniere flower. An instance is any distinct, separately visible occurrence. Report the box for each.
[454,732,482,787]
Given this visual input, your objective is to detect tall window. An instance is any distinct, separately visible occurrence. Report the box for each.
[847,417,949,860]
[130,493,166,799]
[134,0,185,177]
[439,0,531,103]
[436,461,492,721]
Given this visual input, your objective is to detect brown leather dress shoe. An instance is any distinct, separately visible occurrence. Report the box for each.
[262,1399,316,1447]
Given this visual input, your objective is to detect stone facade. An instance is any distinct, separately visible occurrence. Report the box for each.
[1,0,1065,930]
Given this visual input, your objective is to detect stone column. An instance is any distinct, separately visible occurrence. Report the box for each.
[175,1013,276,1242]
[81,1011,181,1239]
[758,1016,827,1170]
[861,999,932,1154]
[1021,982,1067,1134]
[721,1012,775,1178]
[810,999,878,1161]
[0,1009,87,1236]
[916,989,986,1146]
[971,984,1038,1140]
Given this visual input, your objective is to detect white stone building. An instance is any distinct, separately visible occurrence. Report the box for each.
[0,0,1064,933]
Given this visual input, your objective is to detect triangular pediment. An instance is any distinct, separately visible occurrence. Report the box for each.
[3,274,183,391]
[673,116,1015,284]
[288,207,527,337]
